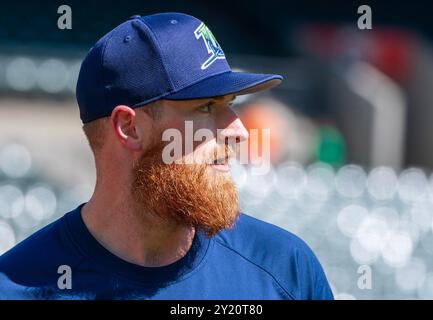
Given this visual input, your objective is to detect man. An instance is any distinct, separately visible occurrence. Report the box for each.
[0,12,333,300]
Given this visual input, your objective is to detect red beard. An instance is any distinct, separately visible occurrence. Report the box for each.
[131,143,240,237]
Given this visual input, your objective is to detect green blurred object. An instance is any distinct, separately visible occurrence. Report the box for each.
[315,125,346,168]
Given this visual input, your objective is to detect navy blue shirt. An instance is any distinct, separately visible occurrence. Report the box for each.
[0,203,333,300]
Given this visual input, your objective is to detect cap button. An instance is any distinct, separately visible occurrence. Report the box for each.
[129,15,141,20]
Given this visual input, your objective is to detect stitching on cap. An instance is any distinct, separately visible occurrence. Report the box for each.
[138,18,175,92]
[100,30,117,115]
[166,69,231,94]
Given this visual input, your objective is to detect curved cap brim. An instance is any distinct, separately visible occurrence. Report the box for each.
[164,71,283,100]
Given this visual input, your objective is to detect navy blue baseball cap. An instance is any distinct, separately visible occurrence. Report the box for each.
[76,12,283,123]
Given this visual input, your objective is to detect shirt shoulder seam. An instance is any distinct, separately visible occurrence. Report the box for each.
[214,238,296,300]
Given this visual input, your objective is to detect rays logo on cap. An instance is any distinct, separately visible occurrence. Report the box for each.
[194,22,226,70]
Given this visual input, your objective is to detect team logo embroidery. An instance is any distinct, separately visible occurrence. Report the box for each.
[194,22,226,70]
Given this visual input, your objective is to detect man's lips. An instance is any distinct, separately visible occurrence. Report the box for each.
[213,157,228,165]
[211,156,231,172]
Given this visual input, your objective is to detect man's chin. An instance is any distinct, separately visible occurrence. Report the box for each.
[194,211,240,237]
[132,151,240,237]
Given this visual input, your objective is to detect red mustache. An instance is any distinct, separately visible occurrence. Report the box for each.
[210,144,235,164]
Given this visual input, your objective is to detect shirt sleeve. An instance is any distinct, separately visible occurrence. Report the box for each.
[293,240,334,300]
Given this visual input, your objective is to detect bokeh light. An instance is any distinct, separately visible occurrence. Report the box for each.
[5,57,37,91]
[0,184,24,219]
[367,166,398,201]
[275,161,307,200]
[37,59,69,93]
[337,204,368,238]
[398,168,428,204]
[335,165,366,198]
[395,258,427,292]
[0,221,16,255]
[0,143,32,178]
[25,185,57,221]
[381,230,413,268]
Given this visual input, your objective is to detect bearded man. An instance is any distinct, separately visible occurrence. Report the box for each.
[0,12,333,300]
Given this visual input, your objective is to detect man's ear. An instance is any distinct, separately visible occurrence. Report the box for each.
[111,105,147,152]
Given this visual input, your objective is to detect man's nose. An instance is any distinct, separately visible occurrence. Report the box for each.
[218,112,249,144]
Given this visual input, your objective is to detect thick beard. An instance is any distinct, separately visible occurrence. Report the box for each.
[131,143,240,237]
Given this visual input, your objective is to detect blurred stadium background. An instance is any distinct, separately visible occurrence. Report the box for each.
[1,0,433,299]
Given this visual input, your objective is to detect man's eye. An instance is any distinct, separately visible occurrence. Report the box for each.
[197,103,213,113]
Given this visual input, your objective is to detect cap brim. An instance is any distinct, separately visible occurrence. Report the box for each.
[163,71,283,100]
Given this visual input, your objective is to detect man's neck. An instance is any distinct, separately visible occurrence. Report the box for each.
[81,192,195,267]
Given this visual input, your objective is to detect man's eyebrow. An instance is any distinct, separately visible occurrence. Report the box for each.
[227,95,236,103]
[221,95,236,102]
[194,95,236,108]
